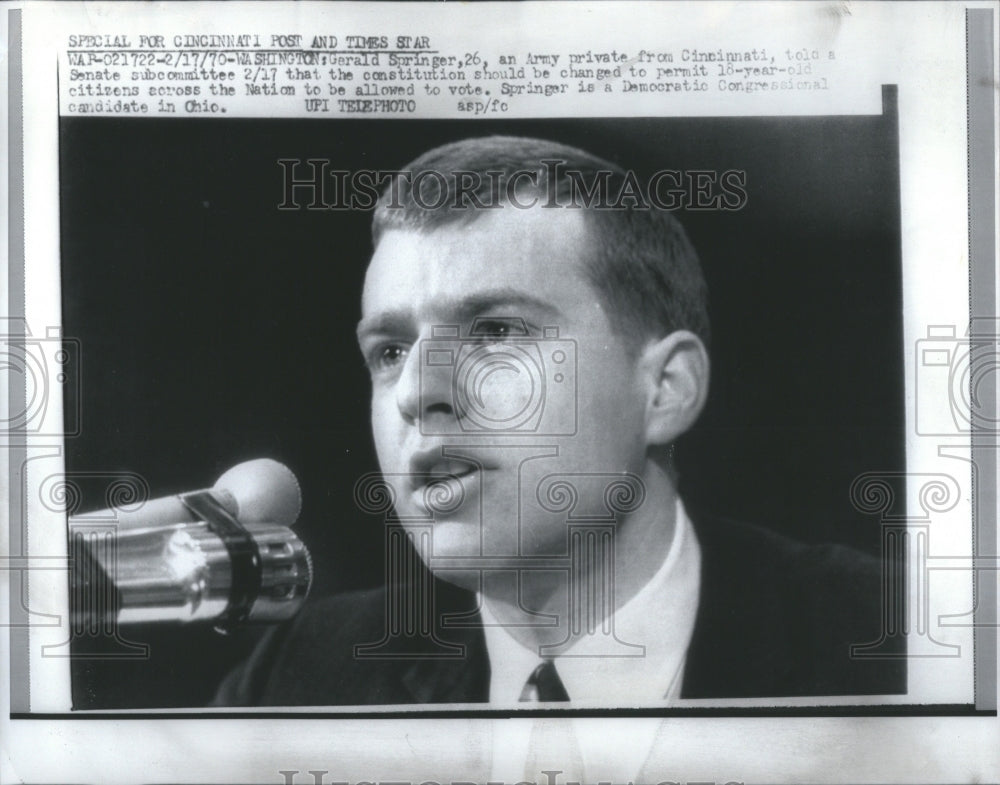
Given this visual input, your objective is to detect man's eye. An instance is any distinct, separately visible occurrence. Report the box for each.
[368,344,408,372]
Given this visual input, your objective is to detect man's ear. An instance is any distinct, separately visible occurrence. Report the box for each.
[638,330,710,446]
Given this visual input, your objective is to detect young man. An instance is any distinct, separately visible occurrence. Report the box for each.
[215,136,903,706]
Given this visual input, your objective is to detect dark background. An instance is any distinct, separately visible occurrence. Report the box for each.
[61,98,904,708]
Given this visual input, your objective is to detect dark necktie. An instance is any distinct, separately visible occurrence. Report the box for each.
[519,659,570,702]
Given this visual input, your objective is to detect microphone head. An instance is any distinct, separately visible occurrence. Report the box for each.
[214,458,302,527]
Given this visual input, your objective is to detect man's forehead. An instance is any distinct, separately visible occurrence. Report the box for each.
[361,207,593,317]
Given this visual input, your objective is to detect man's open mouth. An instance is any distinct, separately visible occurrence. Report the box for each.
[407,451,484,494]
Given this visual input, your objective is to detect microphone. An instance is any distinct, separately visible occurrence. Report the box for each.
[69,459,313,630]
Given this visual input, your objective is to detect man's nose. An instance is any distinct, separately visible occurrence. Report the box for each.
[395,340,455,427]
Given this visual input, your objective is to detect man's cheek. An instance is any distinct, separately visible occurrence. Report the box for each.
[370,400,398,467]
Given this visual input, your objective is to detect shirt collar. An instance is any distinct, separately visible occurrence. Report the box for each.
[479,497,702,706]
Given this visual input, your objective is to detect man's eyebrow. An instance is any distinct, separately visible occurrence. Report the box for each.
[451,289,563,320]
[356,310,412,341]
[356,288,562,339]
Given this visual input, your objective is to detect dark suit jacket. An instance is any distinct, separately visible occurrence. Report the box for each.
[213,515,905,705]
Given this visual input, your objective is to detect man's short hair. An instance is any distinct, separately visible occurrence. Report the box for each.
[371,135,711,349]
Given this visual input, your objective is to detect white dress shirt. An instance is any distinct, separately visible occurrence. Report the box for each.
[481,498,702,782]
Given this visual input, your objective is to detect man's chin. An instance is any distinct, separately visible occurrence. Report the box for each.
[404,521,486,594]
[417,520,486,563]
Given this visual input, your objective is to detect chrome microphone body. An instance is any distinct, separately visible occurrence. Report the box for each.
[79,518,312,626]
[70,460,313,629]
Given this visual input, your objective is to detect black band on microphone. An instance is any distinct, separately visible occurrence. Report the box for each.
[180,489,262,629]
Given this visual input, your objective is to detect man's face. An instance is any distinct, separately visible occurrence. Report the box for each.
[358,206,650,572]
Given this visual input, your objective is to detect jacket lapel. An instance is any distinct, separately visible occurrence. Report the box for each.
[397,620,491,703]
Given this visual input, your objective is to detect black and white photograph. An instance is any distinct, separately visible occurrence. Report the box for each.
[60,111,908,711]
[2,2,996,783]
